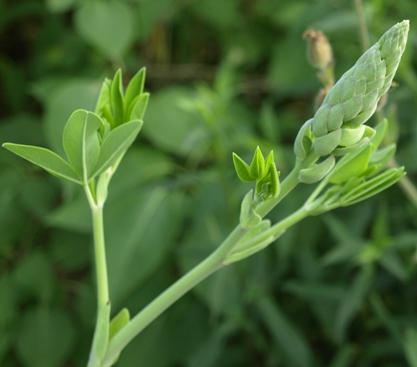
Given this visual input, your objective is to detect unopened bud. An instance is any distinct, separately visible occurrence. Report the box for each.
[310,20,409,156]
[303,29,333,69]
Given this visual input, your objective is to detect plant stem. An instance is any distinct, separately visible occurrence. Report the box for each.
[85,182,111,367]
[101,163,306,366]
[390,159,417,208]
[85,185,110,310]
[256,152,318,218]
[354,0,370,51]
[256,161,301,217]
[228,206,309,260]
[92,205,110,309]
[101,225,247,367]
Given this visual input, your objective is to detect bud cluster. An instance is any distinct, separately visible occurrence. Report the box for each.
[295,20,409,159]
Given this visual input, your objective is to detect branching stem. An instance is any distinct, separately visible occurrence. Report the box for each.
[101,161,308,366]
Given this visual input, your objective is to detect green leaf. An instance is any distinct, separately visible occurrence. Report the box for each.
[111,69,125,127]
[333,266,373,342]
[264,150,274,170]
[340,167,405,206]
[141,86,210,157]
[0,276,18,329]
[95,78,112,117]
[370,119,388,152]
[298,155,335,184]
[90,120,143,179]
[127,93,149,121]
[46,194,91,233]
[16,307,76,367]
[13,251,55,301]
[314,128,342,156]
[232,153,253,182]
[329,346,356,367]
[62,109,103,182]
[106,188,184,305]
[331,137,370,156]
[328,145,372,184]
[109,308,130,340]
[125,68,146,114]
[404,327,417,367]
[239,190,262,229]
[107,308,130,365]
[367,144,396,177]
[294,118,313,160]
[268,162,281,198]
[46,0,77,13]
[90,302,111,366]
[257,297,313,367]
[74,1,136,58]
[369,144,396,166]
[2,143,81,184]
[42,79,101,158]
[249,146,265,180]
[339,126,365,146]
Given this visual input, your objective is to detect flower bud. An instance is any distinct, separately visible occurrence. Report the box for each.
[303,29,333,69]
[308,20,409,156]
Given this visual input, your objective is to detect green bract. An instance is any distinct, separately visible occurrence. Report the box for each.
[96,68,149,129]
[233,147,281,201]
[304,119,405,215]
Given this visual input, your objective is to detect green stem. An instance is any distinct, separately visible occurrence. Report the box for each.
[354,0,370,51]
[85,185,110,310]
[85,183,111,367]
[92,205,110,309]
[228,206,309,260]
[101,162,308,366]
[267,205,309,238]
[256,152,318,218]
[390,159,417,209]
[256,161,300,217]
[101,225,247,367]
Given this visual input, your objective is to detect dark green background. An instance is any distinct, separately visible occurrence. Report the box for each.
[1,0,417,366]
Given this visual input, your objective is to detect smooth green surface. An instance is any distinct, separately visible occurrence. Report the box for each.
[62,109,103,181]
[2,143,81,184]
[75,1,135,58]
[90,120,143,179]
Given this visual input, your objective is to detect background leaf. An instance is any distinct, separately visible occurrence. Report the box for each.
[106,187,185,308]
[142,86,211,157]
[16,307,76,367]
[404,327,417,367]
[75,1,136,58]
[257,296,314,367]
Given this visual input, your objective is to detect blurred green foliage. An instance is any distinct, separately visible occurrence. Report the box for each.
[1,0,417,366]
